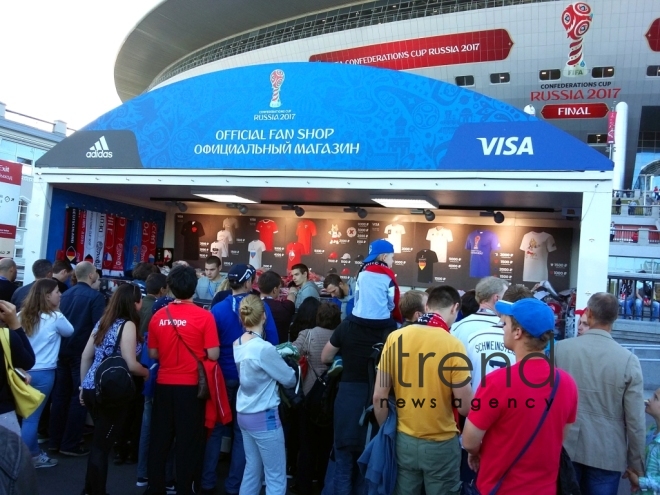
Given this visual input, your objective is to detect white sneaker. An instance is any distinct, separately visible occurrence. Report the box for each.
[33,451,58,468]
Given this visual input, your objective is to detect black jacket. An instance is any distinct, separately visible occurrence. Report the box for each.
[58,282,106,358]
[0,281,16,304]
[9,282,33,312]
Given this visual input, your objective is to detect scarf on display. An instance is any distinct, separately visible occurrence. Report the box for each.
[360,260,402,324]
[416,313,450,332]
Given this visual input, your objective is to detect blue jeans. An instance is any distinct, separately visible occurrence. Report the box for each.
[224,380,245,494]
[633,299,660,321]
[137,397,174,481]
[21,369,55,456]
[240,424,287,495]
[201,423,224,489]
[572,462,621,495]
[49,356,87,451]
[334,447,365,495]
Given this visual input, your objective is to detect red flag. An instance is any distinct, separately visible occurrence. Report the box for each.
[148,222,158,264]
[140,221,150,263]
[112,217,127,271]
[607,111,616,144]
[76,210,86,264]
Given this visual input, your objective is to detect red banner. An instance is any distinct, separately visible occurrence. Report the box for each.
[148,222,157,264]
[112,217,127,271]
[540,102,609,119]
[102,215,116,270]
[309,29,513,70]
[607,111,617,144]
[646,19,660,51]
[76,210,86,265]
[140,221,150,263]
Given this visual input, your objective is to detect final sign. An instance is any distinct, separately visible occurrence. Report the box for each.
[309,29,513,70]
[540,103,609,119]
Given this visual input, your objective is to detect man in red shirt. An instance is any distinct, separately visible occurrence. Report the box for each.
[462,298,578,495]
[145,265,220,495]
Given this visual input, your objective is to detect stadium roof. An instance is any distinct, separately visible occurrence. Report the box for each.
[114,0,360,102]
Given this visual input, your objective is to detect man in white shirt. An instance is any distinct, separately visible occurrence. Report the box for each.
[450,276,509,350]
[464,284,532,392]
[194,256,225,301]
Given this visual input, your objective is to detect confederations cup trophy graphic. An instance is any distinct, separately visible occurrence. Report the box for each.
[561,2,593,77]
[269,69,285,108]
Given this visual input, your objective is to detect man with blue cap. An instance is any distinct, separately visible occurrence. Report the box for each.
[462,297,578,495]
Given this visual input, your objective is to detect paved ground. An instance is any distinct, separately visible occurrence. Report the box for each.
[34,441,635,495]
[38,390,656,495]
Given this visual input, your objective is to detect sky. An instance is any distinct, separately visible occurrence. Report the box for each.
[0,1,160,130]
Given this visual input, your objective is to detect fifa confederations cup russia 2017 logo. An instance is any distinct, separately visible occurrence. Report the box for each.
[269,69,285,108]
[561,2,593,77]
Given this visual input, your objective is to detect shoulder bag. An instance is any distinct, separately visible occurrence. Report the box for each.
[0,328,45,418]
[165,308,210,400]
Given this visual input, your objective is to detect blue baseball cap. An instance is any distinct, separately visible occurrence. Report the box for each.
[364,239,394,263]
[228,264,255,283]
[494,298,555,337]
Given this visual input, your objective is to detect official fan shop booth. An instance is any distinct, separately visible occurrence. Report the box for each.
[31,62,613,314]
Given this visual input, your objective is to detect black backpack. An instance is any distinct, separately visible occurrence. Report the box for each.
[304,367,340,428]
[94,322,135,406]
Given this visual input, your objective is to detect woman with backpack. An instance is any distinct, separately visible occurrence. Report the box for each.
[19,278,73,469]
[79,283,149,495]
[292,301,341,494]
[233,294,296,495]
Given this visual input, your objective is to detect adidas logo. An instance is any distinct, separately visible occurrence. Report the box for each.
[86,136,113,158]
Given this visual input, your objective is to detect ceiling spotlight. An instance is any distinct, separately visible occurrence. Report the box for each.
[237,204,249,215]
[295,206,305,217]
[165,201,188,212]
[424,209,435,221]
[494,211,505,224]
[344,206,368,219]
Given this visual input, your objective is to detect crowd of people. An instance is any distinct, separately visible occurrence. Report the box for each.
[0,238,656,495]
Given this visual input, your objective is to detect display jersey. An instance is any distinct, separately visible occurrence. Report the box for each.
[465,327,516,393]
[211,230,233,258]
[286,241,305,271]
[296,219,317,254]
[415,249,438,284]
[426,226,453,262]
[465,230,500,278]
[223,217,239,243]
[248,240,267,269]
[384,223,406,253]
[520,231,556,282]
[256,219,278,251]
[180,220,205,260]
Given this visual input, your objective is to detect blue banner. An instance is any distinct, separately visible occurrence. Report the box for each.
[37,63,613,172]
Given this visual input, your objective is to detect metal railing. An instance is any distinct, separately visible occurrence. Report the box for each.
[620,345,660,363]
[608,276,660,322]
[611,229,639,243]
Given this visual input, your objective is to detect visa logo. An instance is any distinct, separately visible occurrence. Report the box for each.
[477,137,534,156]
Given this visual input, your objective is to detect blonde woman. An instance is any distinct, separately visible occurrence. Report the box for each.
[233,295,296,495]
[19,278,73,468]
